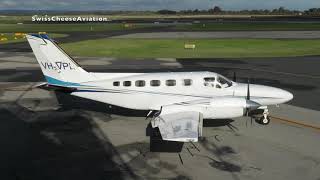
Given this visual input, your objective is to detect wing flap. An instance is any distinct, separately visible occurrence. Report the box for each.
[152,111,203,142]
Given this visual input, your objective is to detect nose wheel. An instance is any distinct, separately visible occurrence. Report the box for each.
[259,116,270,125]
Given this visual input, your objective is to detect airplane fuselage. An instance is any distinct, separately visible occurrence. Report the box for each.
[71,71,293,119]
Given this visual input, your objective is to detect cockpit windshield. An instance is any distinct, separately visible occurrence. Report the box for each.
[217,76,232,88]
[204,75,232,89]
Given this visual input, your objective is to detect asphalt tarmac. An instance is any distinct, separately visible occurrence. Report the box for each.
[0,51,320,180]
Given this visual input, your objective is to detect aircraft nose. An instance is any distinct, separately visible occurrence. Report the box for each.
[235,83,293,105]
[273,87,293,103]
[282,89,294,102]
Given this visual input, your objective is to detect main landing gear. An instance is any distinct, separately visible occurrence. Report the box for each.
[256,108,270,125]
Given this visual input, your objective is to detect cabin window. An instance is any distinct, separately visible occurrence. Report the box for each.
[150,80,161,86]
[204,77,215,87]
[113,81,120,86]
[135,80,145,87]
[183,79,192,86]
[123,81,131,87]
[166,79,176,86]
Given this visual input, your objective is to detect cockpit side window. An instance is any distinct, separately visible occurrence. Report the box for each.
[204,77,215,87]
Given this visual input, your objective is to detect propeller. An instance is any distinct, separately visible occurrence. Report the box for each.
[245,78,250,116]
[233,72,237,82]
[145,110,154,120]
[245,79,261,110]
[244,78,260,126]
[244,78,251,126]
[146,106,163,120]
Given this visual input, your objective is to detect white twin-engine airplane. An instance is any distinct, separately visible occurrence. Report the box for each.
[27,34,293,142]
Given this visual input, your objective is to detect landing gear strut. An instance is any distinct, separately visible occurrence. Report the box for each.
[258,108,270,125]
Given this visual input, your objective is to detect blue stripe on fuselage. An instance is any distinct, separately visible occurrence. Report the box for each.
[45,75,84,87]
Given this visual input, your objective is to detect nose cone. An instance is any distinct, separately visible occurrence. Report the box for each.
[235,83,293,105]
[261,86,294,104]
[260,86,294,104]
[280,89,294,103]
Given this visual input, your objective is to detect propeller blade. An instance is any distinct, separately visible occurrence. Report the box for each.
[246,100,261,109]
[145,110,154,120]
[246,78,250,100]
[233,72,237,82]
[244,78,250,117]
[244,107,250,118]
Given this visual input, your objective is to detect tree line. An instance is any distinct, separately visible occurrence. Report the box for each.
[1,8,320,16]
[158,7,320,15]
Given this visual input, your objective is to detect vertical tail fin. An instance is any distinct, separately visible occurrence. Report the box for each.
[26,34,95,87]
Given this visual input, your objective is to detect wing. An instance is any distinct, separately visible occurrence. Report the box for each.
[151,110,203,142]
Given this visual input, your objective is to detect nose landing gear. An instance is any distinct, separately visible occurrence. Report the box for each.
[257,108,270,125]
[259,116,270,125]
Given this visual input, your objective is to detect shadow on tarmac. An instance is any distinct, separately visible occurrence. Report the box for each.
[0,86,250,180]
[55,91,236,154]
[0,89,203,179]
[0,103,135,180]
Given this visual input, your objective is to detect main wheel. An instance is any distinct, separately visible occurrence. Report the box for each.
[259,116,270,125]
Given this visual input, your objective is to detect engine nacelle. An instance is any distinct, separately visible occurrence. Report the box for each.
[155,97,259,120]
[202,97,247,119]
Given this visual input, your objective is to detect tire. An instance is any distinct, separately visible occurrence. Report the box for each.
[259,116,270,125]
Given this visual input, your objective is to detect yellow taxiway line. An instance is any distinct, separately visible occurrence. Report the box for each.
[270,116,320,131]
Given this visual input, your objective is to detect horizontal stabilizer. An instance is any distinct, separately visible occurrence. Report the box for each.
[34,82,77,93]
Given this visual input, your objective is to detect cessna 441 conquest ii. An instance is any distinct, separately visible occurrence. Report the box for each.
[27,34,293,142]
